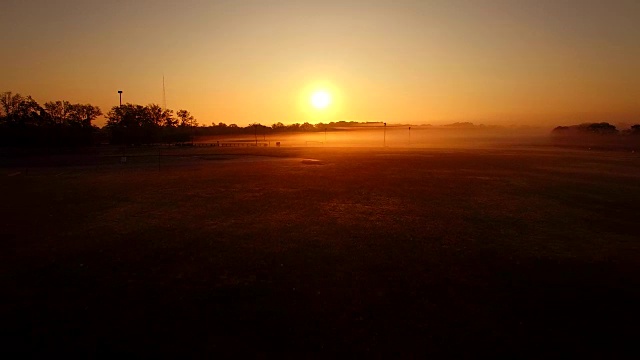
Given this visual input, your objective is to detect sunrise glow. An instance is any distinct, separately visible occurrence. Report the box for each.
[311,91,331,110]
[1,1,638,127]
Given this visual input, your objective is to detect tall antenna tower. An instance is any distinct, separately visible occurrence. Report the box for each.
[162,75,167,110]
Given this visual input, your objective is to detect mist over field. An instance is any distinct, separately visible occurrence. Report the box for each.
[195,126,551,148]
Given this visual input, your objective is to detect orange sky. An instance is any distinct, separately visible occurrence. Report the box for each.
[1,0,639,127]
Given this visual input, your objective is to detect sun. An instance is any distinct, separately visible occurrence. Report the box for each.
[310,91,331,110]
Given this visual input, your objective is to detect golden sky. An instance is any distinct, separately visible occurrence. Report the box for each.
[1,0,639,127]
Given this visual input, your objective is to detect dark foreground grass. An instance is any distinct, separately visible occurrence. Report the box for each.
[1,146,639,357]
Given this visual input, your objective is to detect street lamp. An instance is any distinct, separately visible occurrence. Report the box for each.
[118,90,123,106]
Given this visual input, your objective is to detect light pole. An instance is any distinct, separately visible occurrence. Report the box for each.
[383,122,387,147]
[118,90,123,106]
[409,126,411,146]
[254,124,258,146]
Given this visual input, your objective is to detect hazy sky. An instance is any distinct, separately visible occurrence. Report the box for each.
[1,0,639,127]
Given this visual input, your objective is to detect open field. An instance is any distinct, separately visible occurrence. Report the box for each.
[1,145,639,357]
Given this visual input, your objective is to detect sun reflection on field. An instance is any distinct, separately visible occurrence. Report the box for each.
[195,126,549,148]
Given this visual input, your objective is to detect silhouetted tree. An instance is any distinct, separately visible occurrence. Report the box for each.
[43,101,66,126]
[66,103,102,128]
[106,104,157,144]
[177,109,197,127]
[42,101,101,128]
[445,122,475,128]
[300,122,315,131]
[0,92,101,146]
[271,122,285,131]
[552,122,618,136]
[0,92,42,127]
[146,104,175,127]
[585,122,618,134]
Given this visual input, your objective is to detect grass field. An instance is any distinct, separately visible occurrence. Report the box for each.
[1,145,639,357]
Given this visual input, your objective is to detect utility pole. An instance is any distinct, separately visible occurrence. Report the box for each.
[383,122,387,147]
[118,90,123,106]
[254,124,258,146]
[409,126,411,146]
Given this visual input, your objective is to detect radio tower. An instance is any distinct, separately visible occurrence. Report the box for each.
[162,75,167,110]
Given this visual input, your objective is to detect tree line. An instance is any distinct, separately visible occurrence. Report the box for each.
[551,122,640,150]
[0,92,102,146]
[0,92,200,146]
[195,120,382,137]
[105,103,198,144]
[552,122,640,136]
[105,107,384,143]
[12,90,636,148]
[1,91,388,146]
